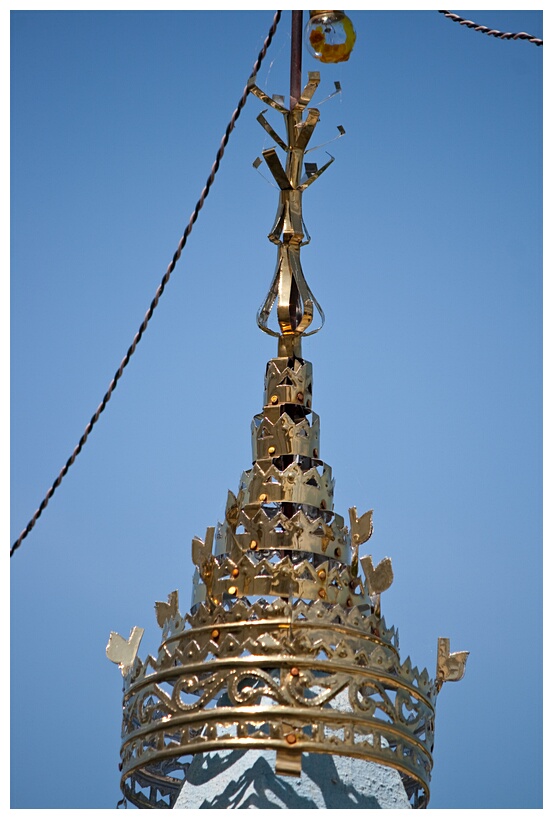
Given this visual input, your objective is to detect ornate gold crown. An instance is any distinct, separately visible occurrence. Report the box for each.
[107,72,467,809]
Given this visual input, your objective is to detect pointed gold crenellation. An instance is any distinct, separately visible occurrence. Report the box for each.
[108,75,468,810]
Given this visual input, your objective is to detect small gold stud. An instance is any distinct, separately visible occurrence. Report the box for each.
[318,589,326,599]
[290,667,300,677]
[297,392,304,402]
[285,733,297,745]
[211,629,220,640]
[317,569,326,580]
[250,540,258,550]
[228,586,237,595]
[231,568,239,578]
[270,394,278,404]
[268,446,276,455]
[259,493,268,502]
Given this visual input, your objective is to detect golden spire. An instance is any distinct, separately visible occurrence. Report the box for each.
[107,45,467,812]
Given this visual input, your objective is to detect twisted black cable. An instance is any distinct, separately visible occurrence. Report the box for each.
[11,10,282,557]
[439,10,542,46]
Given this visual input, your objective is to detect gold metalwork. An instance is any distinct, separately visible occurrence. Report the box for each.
[436,637,470,691]
[360,555,393,595]
[250,72,329,358]
[106,627,144,675]
[276,747,302,776]
[108,341,468,807]
[108,74,468,810]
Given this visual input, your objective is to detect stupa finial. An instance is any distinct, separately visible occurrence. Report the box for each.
[250,72,329,358]
[107,13,468,809]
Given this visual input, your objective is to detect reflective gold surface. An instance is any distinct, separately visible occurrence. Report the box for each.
[108,344,467,808]
[251,73,329,353]
[108,73,467,810]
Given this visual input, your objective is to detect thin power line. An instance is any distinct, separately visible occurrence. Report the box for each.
[10,10,282,558]
[439,10,543,46]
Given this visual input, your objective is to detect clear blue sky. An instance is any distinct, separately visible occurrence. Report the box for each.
[10,6,542,811]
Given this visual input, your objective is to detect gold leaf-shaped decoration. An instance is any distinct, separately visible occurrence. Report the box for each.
[361,555,394,595]
[349,507,374,545]
[225,491,240,528]
[155,590,179,628]
[106,626,144,676]
[436,637,469,688]
[192,527,214,569]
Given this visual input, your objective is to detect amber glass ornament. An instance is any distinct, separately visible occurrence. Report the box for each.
[305,10,356,64]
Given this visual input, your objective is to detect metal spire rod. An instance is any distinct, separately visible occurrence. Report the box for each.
[288,10,304,332]
[290,10,303,109]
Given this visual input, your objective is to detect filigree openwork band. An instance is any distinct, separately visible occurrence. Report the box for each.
[116,598,436,809]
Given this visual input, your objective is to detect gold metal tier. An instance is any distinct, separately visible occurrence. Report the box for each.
[112,597,439,809]
[108,349,467,808]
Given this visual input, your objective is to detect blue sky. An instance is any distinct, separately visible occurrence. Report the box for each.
[10,6,543,811]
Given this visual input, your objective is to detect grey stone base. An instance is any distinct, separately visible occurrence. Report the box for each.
[173,749,411,809]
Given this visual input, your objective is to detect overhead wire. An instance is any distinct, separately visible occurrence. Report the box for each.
[10,10,282,557]
[438,10,543,46]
